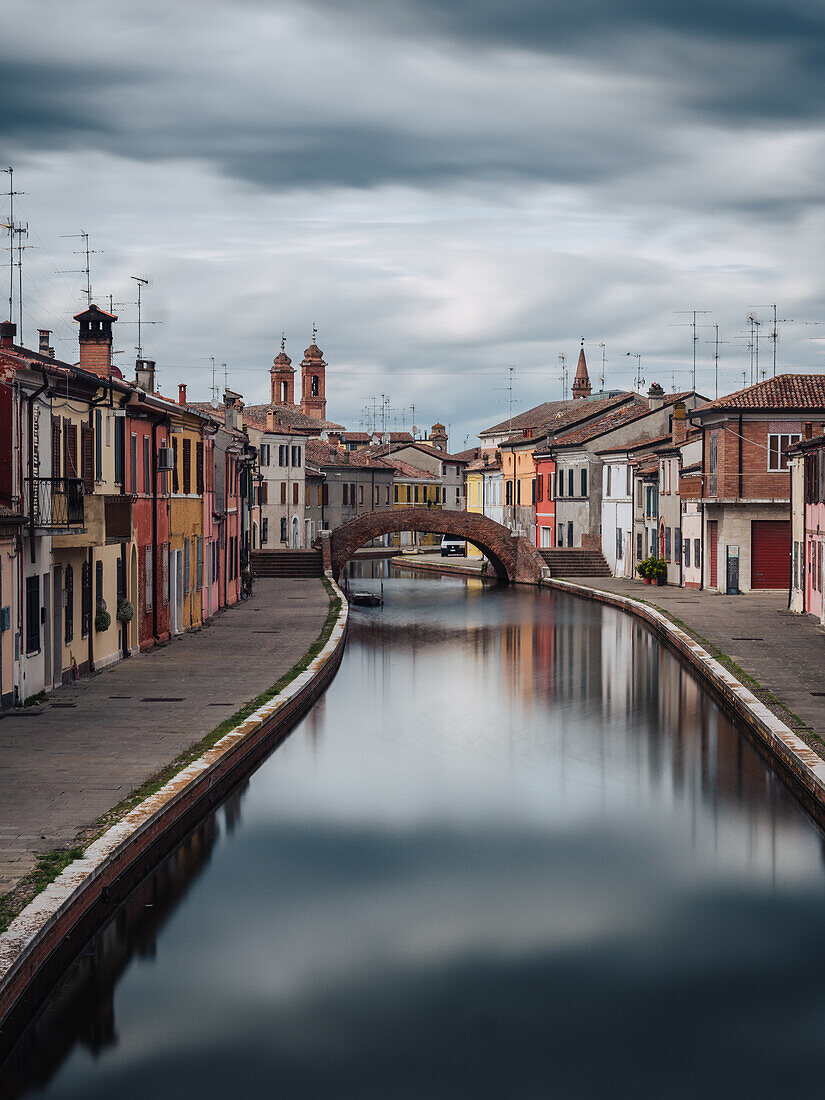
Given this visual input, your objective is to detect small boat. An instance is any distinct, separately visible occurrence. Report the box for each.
[350,591,383,607]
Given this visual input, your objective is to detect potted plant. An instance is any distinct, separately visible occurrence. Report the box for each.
[637,558,652,584]
[95,599,111,633]
[652,558,668,585]
[116,597,134,624]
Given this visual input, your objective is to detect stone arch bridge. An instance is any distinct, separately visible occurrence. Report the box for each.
[322,506,546,585]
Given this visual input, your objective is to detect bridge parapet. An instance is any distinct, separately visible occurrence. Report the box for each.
[327,507,545,585]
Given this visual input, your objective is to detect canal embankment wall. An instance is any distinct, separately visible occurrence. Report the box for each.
[0,577,349,1053]
[548,578,825,819]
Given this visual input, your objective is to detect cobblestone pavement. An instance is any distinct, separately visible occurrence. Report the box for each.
[0,578,329,894]
[562,577,825,744]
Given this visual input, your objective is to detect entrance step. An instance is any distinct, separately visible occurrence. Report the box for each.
[250,550,324,578]
[539,548,612,577]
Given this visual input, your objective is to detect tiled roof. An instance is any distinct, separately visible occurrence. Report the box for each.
[697,374,825,412]
[453,446,481,463]
[305,438,393,470]
[383,458,439,479]
[243,402,345,433]
[339,430,413,443]
[547,403,649,448]
[370,441,469,463]
[480,392,633,437]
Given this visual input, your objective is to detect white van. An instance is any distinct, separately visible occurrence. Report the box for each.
[440,535,466,557]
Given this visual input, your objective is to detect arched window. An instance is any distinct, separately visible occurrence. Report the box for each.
[311,374,319,397]
[280,381,288,402]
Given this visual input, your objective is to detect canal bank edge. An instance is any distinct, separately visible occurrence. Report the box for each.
[547,578,825,813]
[0,576,349,1044]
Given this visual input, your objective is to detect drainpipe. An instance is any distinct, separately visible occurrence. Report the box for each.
[27,371,49,563]
[87,546,94,673]
[120,541,128,658]
[151,419,159,641]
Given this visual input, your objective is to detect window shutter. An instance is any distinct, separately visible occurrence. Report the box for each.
[261,481,268,504]
[280,481,287,504]
[196,441,204,494]
[51,417,61,481]
[182,438,191,494]
[82,424,94,492]
[293,482,299,505]
[65,423,78,478]
[172,437,179,493]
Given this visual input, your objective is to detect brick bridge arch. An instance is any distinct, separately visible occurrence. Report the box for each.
[324,506,546,585]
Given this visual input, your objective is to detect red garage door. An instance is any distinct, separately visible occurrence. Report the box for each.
[751,520,790,589]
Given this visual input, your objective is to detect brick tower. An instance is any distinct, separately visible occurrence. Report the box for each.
[74,303,117,378]
[572,341,592,400]
[270,335,295,405]
[300,327,327,420]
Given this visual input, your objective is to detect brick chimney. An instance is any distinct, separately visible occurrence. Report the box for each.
[178,384,187,405]
[647,382,665,410]
[0,321,16,349]
[672,401,687,445]
[74,304,116,378]
[224,389,243,432]
[38,329,53,356]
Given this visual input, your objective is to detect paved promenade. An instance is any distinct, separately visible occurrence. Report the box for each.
[0,578,329,896]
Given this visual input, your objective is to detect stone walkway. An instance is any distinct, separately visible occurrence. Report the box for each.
[561,577,825,746]
[0,578,329,895]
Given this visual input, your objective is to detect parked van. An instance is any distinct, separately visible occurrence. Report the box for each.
[441,535,466,557]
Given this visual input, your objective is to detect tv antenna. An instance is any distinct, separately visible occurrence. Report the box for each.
[12,223,34,345]
[58,232,101,305]
[746,314,762,385]
[558,354,567,401]
[673,309,711,391]
[626,352,644,392]
[598,342,606,388]
[131,276,150,357]
[704,324,732,399]
[1,167,24,326]
[752,304,792,377]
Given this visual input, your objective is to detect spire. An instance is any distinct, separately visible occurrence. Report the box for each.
[572,340,591,399]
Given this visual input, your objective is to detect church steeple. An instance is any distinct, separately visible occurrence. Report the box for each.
[572,341,592,399]
[270,333,295,405]
[300,325,327,420]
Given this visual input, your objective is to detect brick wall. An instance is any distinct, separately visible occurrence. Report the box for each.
[706,418,793,501]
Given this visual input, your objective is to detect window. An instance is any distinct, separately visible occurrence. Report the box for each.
[683,536,690,568]
[394,484,398,503]
[581,468,588,497]
[557,523,564,547]
[516,479,521,505]
[196,441,204,495]
[793,540,799,589]
[280,517,287,541]
[607,465,612,497]
[537,474,543,502]
[172,436,179,493]
[359,485,364,505]
[260,444,270,466]
[95,560,104,611]
[568,469,574,497]
[616,528,623,560]
[95,409,102,480]
[455,487,460,504]
[280,481,287,504]
[291,445,302,467]
[556,469,563,497]
[694,538,700,569]
[664,527,672,561]
[182,438,191,494]
[81,423,94,493]
[385,486,390,504]
[262,518,268,543]
[143,436,151,494]
[279,445,288,466]
[567,520,573,546]
[64,565,74,643]
[322,484,329,506]
[637,533,643,561]
[184,537,190,594]
[81,560,92,636]
[25,575,39,654]
[293,482,299,505]
[196,538,203,590]
[531,478,536,505]
[343,483,349,506]
[311,374,319,397]
[768,433,801,472]
[674,528,681,561]
[131,433,138,493]
[115,417,125,485]
[708,431,718,496]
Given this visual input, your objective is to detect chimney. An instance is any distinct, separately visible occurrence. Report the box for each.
[0,321,16,349]
[75,304,116,378]
[136,359,156,394]
[178,383,187,405]
[224,390,243,431]
[672,401,687,445]
[328,431,341,446]
[38,329,52,356]
[647,382,665,410]
[266,408,277,432]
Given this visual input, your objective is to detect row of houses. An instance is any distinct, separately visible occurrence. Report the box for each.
[0,309,255,711]
[470,345,825,598]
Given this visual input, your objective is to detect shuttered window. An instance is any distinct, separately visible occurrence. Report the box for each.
[25,575,39,654]
[196,537,203,590]
[172,437,179,493]
[196,441,204,494]
[51,418,61,480]
[64,422,78,477]
[95,409,103,480]
[182,438,191,494]
[81,561,92,636]
[64,565,74,643]
[280,481,287,504]
[293,482,299,505]
[145,547,153,611]
[184,537,190,593]
[82,424,94,492]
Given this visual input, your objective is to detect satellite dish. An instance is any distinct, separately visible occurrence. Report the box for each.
[210,397,219,410]
[412,425,419,435]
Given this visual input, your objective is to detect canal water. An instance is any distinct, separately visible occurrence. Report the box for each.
[4,568,825,1098]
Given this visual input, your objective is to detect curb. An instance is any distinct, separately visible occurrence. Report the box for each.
[546,578,825,811]
[390,557,488,580]
[0,577,349,1048]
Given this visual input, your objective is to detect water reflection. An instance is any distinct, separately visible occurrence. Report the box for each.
[5,569,825,1099]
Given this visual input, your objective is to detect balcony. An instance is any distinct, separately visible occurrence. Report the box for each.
[26,477,84,530]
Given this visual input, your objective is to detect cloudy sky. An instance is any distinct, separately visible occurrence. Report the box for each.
[4,0,825,443]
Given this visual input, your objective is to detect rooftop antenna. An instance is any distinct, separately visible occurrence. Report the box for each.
[747,314,761,385]
[58,232,101,305]
[598,342,606,388]
[131,275,150,357]
[753,304,792,376]
[203,356,218,406]
[704,324,731,400]
[508,366,515,430]
[222,362,229,395]
[558,354,567,401]
[1,167,23,324]
[625,352,644,392]
[13,223,34,344]
[673,309,711,391]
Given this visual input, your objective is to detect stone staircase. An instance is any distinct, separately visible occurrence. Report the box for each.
[539,548,612,578]
[250,550,324,578]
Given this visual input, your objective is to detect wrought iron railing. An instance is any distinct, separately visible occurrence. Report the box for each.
[26,477,84,529]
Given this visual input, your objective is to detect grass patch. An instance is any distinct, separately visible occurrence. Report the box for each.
[0,578,343,936]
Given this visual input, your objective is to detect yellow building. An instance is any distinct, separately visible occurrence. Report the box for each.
[501,437,539,541]
[390,462,441,546]
[167,389,206,634]
[465,459,485,558]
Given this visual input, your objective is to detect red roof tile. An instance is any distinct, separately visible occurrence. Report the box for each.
[698,374,825,411]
